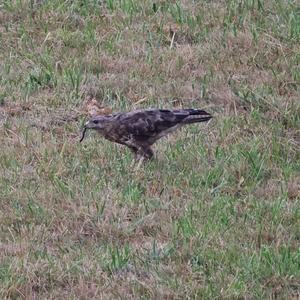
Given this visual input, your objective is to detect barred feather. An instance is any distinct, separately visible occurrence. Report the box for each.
[81,108,212,160]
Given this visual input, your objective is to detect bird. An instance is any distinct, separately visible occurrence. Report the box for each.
[80,108,212,162]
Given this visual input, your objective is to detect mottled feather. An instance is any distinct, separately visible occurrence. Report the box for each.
[81,108,212,160]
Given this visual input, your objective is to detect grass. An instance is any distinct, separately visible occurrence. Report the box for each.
[0,0,300,298]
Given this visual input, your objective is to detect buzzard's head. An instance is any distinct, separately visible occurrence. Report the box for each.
[80,115,107,142]
[84,115,107,130]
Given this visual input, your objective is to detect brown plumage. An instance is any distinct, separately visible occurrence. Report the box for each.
[80,108,212,161]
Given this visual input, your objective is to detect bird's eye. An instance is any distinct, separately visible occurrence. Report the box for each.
[93,120,99,124]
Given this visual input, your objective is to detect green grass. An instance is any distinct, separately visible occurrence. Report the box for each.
[0,0,300,299]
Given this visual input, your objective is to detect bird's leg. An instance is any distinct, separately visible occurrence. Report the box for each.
[143,147,154,160]
[128,146,138,158]
[134,155,145,170]
[138,146,153,160]
[136,146,153,161]
[133,146,154,170]
[127,146,139,168]
[132,149,144,170]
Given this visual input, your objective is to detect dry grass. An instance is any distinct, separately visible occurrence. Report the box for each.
[0,0,300,299]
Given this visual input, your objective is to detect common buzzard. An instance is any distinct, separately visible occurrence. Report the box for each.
[80,108,212,161]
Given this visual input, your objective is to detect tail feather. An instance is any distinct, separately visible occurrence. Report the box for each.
[178,109,212,124]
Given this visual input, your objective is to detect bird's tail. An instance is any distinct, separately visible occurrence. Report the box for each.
[177,109,212,124]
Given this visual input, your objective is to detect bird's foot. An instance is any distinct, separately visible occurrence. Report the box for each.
[129,154,142,170]
[133,154,146,170]
[134,158,144,170]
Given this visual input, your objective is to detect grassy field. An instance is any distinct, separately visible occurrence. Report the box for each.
[0,0,300,299]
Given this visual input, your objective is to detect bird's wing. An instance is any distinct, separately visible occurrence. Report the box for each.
[117,109,187,138]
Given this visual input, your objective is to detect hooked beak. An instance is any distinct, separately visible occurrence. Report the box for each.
[80,119,99,142]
